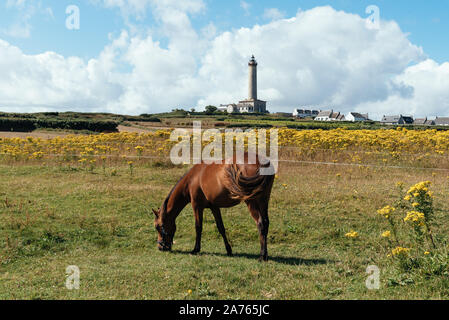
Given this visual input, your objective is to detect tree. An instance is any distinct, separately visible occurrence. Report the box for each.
[205,105,218,114]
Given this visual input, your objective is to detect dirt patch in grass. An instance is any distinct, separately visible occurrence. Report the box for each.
[0,130,74,139]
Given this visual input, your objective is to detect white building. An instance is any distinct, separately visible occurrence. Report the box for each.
[293,108,320,119]
[435,117,449,126]
[315,110,345,121]
[346,112,369,122]
[218,104,237,113]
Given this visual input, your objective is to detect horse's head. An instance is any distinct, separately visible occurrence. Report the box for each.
[152,208,176,251]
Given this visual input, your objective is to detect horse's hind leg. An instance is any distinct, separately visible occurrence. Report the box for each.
[211,207,233,256]
[191,205,204,255]
[246,200,269,261]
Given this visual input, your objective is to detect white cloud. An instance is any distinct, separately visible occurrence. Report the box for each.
[2,0,54,38]
[3,22,31,38]
[92,0,205,20]
[240,1,250,16]
[1,5,449,119]
[0,37,124,112]
[6,0,27,8]
[356,59,449,118]
[195,7,426,118]
[263,8,285,21]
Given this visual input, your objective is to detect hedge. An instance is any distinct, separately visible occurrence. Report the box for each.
[0,117,119,132]
[0,118,36,132]
[122,116,161,122]
[34,119,119,132]
[226,123,273,129]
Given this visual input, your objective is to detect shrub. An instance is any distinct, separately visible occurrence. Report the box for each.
[34,119,119,132]
[0,117,119,132]
[0,118,36,132]
[377,181,447,278]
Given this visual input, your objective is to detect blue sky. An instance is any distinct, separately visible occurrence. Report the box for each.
[0,0,448,118]
[1,0,448,62]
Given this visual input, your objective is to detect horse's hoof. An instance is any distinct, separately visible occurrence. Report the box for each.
[258,256,268,262]
[226,251,233,257]
[190,250,200,255]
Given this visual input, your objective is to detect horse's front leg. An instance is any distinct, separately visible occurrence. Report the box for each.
[211,207,233,256]
[191,204,204,255]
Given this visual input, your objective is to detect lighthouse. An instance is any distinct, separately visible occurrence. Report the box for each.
[248,55,257,100]
[236,55,267,113]
[217,55,267,113]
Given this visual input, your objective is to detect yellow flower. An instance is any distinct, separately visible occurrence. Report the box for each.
[187,289,192,294]
[407,181,432,198]
[404,211,425,225]
[412,202,419,208]
[424,251,430,255]
[345,231,359,239]
[377,205,395,219]
[381,231,391,238]
[391,247,410,257]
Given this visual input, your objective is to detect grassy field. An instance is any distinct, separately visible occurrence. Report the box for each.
[1,160,448,299]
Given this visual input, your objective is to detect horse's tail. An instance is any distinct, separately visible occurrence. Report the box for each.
[225,161,274,201]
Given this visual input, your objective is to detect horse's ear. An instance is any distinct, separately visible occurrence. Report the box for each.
[152,208,159,217]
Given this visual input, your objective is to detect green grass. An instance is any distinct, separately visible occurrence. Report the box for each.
[0,163,448,299]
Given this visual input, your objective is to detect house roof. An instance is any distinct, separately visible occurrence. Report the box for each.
[414,118,427,125]
[317,110,332,117]
[402,116,414,124]
[349,112,369,120]
[435,117,449,125]
[381,115,401,123]
[330,112,340,119]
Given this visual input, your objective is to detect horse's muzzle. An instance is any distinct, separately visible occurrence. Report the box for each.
[157,242,172,251]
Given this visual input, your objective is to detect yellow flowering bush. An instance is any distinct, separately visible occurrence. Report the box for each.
[1,128,449,169]
[377,181,444,275]
[0,131,173,166]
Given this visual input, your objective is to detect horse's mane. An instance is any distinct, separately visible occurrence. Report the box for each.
[161,171,188,215]
[225,160,273,201]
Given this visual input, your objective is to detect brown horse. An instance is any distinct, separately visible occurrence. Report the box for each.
[152,153,275,261]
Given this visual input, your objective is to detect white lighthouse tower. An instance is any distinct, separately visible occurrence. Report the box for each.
[236,55,267,113]
[217,55,267,114]
[248,55,257,100]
